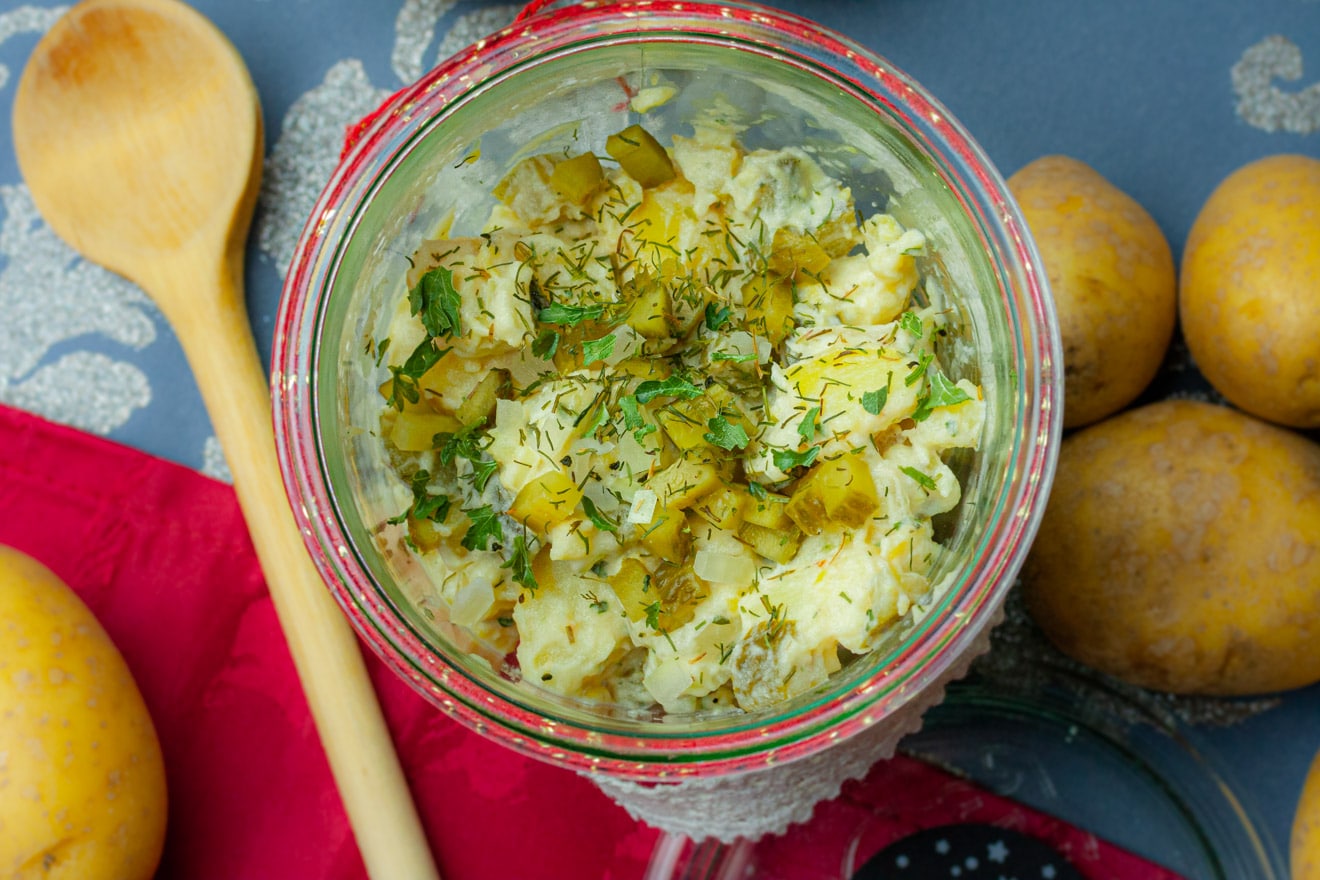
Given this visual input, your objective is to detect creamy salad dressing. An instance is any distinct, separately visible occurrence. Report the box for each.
[374,123,983,714]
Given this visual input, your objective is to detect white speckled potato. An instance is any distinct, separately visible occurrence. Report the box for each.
[1009,156,1176,428]
[1023,399,1320,695]
[0,546,167,880]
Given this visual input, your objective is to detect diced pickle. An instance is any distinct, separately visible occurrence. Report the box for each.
[625,278,673,340]
[786,454,880,535]
[742,272,795,344]
[549,152,604,204]
[645,454,720,509]
[407,515,444,552]
[606,124,676,188]
[640,505,692,560]
[509,470,583,532]
[650,565,702,630]
[742,491,792,530]
[737,521,802,564]
[657,386,751,452]
[768,227,831,278]
[454,368,510,427]
[610,558,655,622]
[389,410,463,452]
[692,486,746,532]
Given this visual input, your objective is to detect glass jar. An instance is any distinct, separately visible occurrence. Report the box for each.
[273,0,1062,838]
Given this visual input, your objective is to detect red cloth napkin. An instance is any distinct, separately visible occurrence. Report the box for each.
[0,403,658,880]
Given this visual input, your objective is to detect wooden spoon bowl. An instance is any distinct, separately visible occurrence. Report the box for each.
[13,2,438,877]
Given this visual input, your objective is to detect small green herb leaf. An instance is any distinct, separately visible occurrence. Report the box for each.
[539,302,605,325]
[532,328,559,360]
[900,466,937,492]
[862,376,891,416]
[461,505,504,551]
[502,535,537,591]
[704,302,732,331]
[772,445,820,472]
[899,311,923,338]
[704,415,750,451]
[635,376,703,403]
[387,469,451,525]
[581,496,618,533]
[797,405,820,443]
[582,333,616,365]
[912,370,973,422]
[409,266,463,339]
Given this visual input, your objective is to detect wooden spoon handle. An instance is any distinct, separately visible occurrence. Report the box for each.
[169,266,440,880]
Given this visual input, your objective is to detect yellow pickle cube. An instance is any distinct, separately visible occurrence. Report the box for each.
[786,454,880,534]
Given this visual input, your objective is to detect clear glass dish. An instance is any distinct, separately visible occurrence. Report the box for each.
[272,0,1061,813]
[646,666,1287,878]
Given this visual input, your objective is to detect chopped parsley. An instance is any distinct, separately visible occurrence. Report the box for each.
[581,496,618,533]
[634,375,704,403]
[409,266,463,339]
[531,328,559,359]
[539,302,605,325]
[912,370,972,422]
[386,469,450,525]
[772,445,820,472]
[704,415,750,451]
[582,333,616,365]
[797,405,821,443]
[460,505,504,551]
[900,466,938,492]
[899,311,923,338]
[502,535,537,591]
[704,302,733,331]
[862,376,892,416]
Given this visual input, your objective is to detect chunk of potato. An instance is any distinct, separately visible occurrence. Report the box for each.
[741,271,795,344]
[1023,399,1320,695]
[388,410,463,452]
[786,454,880,535]
[645,454,720,509]
[454,368,510,427]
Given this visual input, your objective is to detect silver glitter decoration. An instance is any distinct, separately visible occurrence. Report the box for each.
[0,184,157,432]
[431,6,519,70]
[254,60,391,278]
[201,435,233,484]
[5,352,149,435]
[392,0,459,85]
[0,6,69,92]
[973,587,1281,728]
[1231,34,1320,135]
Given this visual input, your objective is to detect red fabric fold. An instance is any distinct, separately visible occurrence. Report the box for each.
[0,403,657,880]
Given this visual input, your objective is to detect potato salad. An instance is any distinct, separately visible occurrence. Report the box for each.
[375,123,983,714]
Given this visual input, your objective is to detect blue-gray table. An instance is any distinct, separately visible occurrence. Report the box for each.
[1,0,1316,872]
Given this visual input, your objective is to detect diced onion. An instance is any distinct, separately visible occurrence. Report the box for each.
[643,657,694,708]
[450,578,494,627]
[694,547,755,585]
[628,489,657,524]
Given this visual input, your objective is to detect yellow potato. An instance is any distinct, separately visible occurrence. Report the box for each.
[1297,746,1320,880]
[1008,156,1176,428]
[1022,399,1320,695]
[0,546,167,880]
[1181,154,1320,428]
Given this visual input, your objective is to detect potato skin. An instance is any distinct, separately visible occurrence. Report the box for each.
[0,546,167,880]
[1180,154,1320,428]
[1298,747,1320,880]
[1009,155,1176,428]
[1022,399,1320,695]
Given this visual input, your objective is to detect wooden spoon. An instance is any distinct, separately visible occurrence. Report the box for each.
[12,2,440,877]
